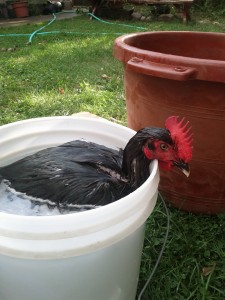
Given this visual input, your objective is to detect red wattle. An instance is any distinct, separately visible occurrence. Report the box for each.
[158,161,172,170]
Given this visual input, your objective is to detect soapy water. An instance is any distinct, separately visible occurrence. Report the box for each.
[0,181,99,216]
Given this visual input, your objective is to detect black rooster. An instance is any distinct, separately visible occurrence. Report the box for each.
[0,116,193,212]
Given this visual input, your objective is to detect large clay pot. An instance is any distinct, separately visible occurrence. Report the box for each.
[114,31,225,214]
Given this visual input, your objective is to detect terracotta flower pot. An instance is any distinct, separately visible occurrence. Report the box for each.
[12,1,29,18]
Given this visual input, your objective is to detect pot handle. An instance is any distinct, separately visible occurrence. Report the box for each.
[127,57,197,81]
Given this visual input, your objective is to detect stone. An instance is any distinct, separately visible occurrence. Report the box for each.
[80,8,89,13]
[140,16,146,21]
[131,11,142,20]
[146,16,152,21]
[64,0,73,10]
[158,13,174,21]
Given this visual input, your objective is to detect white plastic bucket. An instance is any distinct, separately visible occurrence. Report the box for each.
[0,116,159,300]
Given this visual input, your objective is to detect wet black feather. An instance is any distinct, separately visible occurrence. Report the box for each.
[0,127,173,210]
[0,141,130,208]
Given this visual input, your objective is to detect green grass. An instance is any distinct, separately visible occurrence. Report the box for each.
[139,203,225,299]
[0,13,225,300]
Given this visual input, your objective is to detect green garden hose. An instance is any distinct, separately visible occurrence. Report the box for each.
[0,11,147,44]
[88,12,147,30]
[27,12,57,44]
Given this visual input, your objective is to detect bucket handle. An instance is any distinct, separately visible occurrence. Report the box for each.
[127,57,197,81]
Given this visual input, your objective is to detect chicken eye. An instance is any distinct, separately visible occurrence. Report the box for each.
[160,143,168,151]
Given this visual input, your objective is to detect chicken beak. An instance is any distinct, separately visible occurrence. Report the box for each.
[173,160,190,177]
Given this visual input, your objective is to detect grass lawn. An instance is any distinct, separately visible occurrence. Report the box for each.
[0,12,225,299]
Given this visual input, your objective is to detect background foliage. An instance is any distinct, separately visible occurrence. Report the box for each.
[194,0,225,17]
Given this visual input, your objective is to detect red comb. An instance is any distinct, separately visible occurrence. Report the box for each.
[165,116,193,162]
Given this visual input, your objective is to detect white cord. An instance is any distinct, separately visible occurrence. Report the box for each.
[137,192,170,300]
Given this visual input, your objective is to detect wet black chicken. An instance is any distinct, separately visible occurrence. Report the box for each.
[0,116,193,211]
